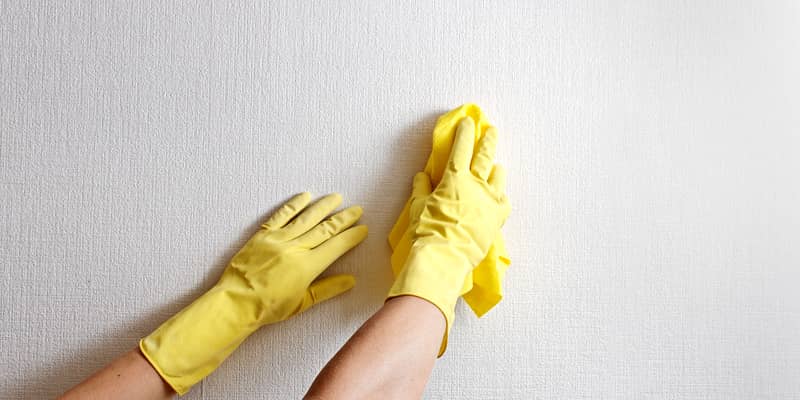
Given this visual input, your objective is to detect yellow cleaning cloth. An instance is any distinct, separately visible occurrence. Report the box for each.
[388,103,510,317]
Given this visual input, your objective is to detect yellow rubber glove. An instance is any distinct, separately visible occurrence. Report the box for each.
[389,104,510,318]
[140,193,368,395]
[387,117,510,356]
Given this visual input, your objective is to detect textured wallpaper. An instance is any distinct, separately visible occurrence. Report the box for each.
[2,1,800,399]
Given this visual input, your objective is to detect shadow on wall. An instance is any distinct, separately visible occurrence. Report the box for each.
[2,294,198,399]
[4,112,444,398]
[329,110,443,324]
[3,197,297,399]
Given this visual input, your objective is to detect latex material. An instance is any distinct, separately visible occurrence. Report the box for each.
[140,193,367,395]
[389,104,511,318]
[388,107,511,355]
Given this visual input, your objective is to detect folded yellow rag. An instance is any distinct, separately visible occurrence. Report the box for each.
[388,103,511,317]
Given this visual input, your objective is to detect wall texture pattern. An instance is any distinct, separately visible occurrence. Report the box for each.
[2,1,800,399]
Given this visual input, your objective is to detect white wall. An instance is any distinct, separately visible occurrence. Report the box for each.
[2,1,799,398]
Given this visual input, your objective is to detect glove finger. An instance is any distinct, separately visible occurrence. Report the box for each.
[448,118,476,172]
[471,126,497,181]
[488,164,507,193]
[309,225,368,276]
[261,192,312,231]
[412,172,432,197]
[298,274,357,314]
[295,205,363,248]
[277,193,342,240]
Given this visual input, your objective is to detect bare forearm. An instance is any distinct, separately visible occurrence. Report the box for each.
[59,348,174,400]
[306,296,445,400]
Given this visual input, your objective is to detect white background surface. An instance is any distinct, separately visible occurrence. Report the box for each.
[2,1,800,399]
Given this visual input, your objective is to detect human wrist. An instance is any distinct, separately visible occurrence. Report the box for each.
[386,239,477,357]
[384,295,446,331]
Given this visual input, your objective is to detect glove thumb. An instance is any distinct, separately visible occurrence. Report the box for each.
[298,274,356,314]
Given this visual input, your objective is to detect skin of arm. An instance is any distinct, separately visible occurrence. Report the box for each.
[59,296,443,400]
[305,295,445,400]
[59,348,174,400]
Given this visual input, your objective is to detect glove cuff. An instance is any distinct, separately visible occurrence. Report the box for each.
[386,240,474,356]
[139,287,260,395]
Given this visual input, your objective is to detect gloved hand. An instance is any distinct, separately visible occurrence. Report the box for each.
[140,193,367,395]
[387,117,510,355]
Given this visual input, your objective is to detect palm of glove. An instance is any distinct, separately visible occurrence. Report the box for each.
[410,117,510,268]
[140,192,366,395]
[218,192,368,324]
[416,167,509,266]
